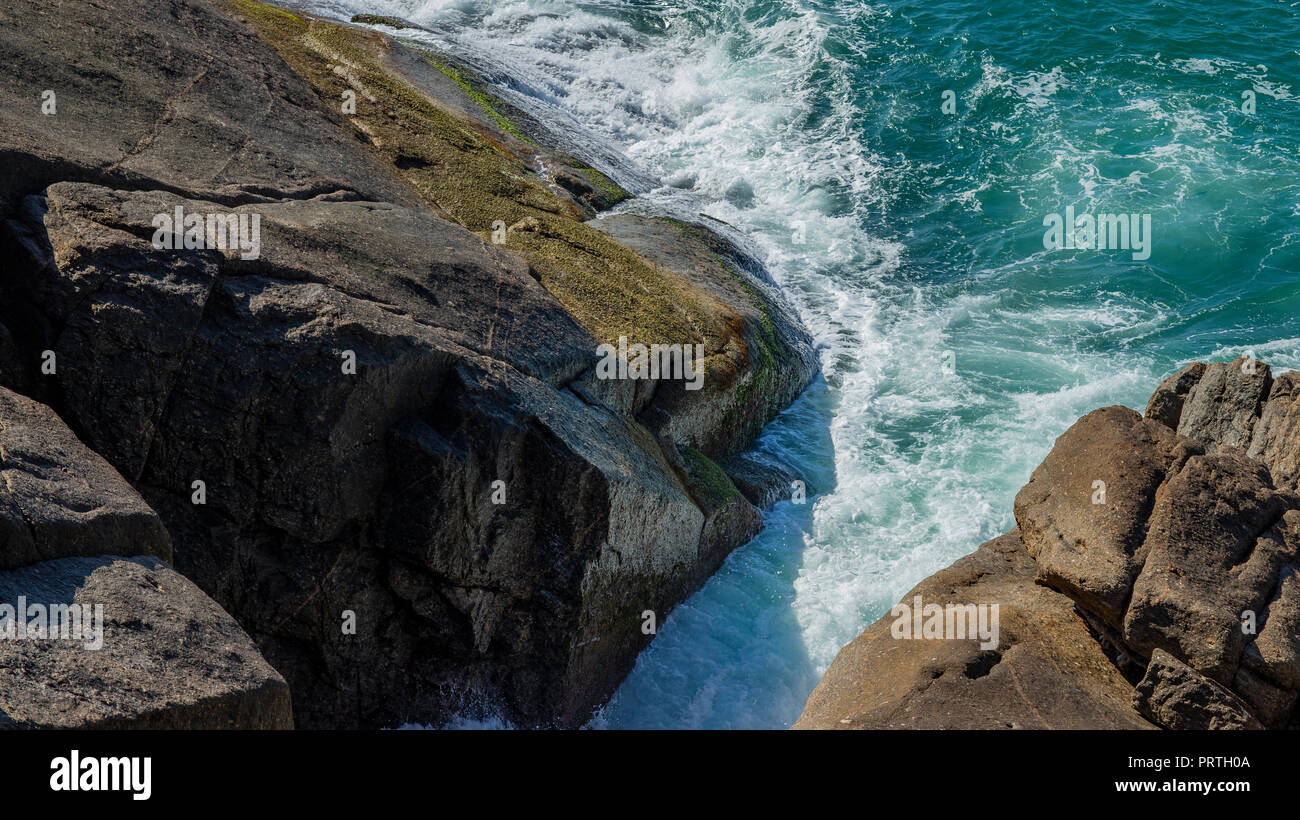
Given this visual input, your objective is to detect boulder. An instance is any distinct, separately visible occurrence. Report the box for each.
[1013,406,1199,627]
[0,556,292,729]
[0,0,417,218]
[801,360,1300,730]
[1133,650,1262,730]
[1246,372,1300,492]
[795,532,1154,730]
[1123,459,1298,685]
[1173,356,1272,450]
[0,0,817,729]
[0,386,171,569]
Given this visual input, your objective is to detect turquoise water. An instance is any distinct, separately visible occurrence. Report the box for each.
[304,0,1300,728]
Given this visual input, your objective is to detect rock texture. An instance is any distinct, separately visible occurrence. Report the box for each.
[798,357,1300,730]
[0,386,291,729]
[1,0,816,728]
[0,556,293,729]
[1,386,171,570]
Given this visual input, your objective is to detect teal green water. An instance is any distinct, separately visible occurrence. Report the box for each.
[318,0,1300,727]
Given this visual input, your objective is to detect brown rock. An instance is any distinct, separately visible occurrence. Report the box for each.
[1123,458,1298,685]
[1133,649,1263,730]
[1247,371,1300,492]
[794,532,1154,730]
[1144,361,1205,429]
[1013,406,1199,627]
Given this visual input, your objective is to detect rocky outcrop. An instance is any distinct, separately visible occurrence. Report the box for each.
[798,356,1300,730]
[1,0,815,728]
[795,532,1154,729]
[0,386,291,729]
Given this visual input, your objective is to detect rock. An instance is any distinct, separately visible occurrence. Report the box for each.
[716,451,802,508]
[0,555,292,729]
[0,387,288,729]
[588,214,817,458]
[1133,650,1263,730]
[802,359,1300,730]
[1171,356,1272,451]
[1144,361,1205,429]
[1242,561,1300,690]
[1247,371,1300,492]
[795,532,1155,730]
[1013,406,1199,627]
[1123,459,1299,686]
[0,0,418,218]
[1231,662,1297,729]
[0,386,171,570]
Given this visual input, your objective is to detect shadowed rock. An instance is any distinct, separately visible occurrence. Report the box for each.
[0,0,818,729]
[1133,650,1262,730]
[1,386,171,569]
[0,555,292,729]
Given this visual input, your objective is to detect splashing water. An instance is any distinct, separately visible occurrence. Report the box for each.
[299,0,1300,728]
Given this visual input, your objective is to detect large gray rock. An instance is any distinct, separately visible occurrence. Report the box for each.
[0,555,292,729]
[0,386,171,569]
[0,0,418,218]
[4,180,787,728]
[1173,356,1272,451]
[0,0,816,730]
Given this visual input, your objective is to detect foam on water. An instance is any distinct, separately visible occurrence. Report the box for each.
[296,0,1300,728]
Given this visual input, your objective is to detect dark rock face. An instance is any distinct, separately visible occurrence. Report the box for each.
[0,0,817,728]
[800,359,1300,730]
[0,386,291,729]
